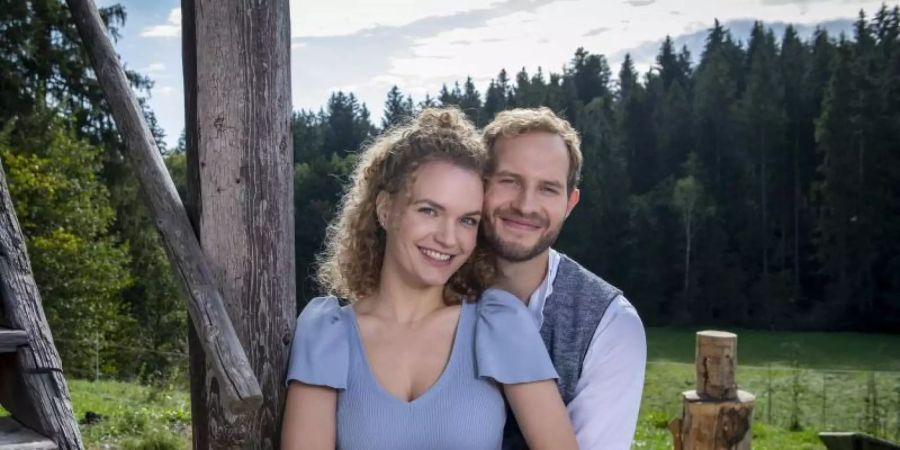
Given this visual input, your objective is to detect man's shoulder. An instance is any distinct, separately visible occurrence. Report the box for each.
[553,252,623,303]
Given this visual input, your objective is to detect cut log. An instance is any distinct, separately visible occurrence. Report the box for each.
[696,330,738,400]
[0,328,28,353]
[0,158,83,448]
[0,417,57,450]
[678,390,755,450]
[671,331,755,450]
[64,0,262,415]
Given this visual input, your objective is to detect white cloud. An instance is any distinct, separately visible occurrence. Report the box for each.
[142,8,181,39]
[384,0,893,83]
[289,0,505,37]
[142,63,166,73]
[156,86,176,96]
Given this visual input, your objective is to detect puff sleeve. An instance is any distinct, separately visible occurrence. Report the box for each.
[285,296,349,389]
[475,288,559,384]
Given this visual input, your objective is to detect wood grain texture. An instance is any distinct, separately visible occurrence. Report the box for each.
[819,432,900,450]
[0,328,28,353]
[0,417,57,450]
[678,390,755,450]
[0,160,82,449]
[186,0,295,447]
[671,331,755,450]
[64,0,262,415]
[696,330,738,400]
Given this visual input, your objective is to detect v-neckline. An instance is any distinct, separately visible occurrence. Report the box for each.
[347,302,467,405]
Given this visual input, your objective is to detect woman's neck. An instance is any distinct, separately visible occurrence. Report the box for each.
[356,257,447,323]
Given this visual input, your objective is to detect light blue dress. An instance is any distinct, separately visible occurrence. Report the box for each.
[285,288,558,450]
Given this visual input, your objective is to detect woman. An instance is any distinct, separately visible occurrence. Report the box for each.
[281,108,577,450]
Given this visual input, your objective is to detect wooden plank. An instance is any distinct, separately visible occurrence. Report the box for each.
[0,417,57,450]
[64,0,262,416]
[0,156,83,448]
[0,328,28,353]
[820,432,900,450]
[186,0,295,446]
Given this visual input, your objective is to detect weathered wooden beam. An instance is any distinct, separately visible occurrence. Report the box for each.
[64,0,262,414]
[0,160,82,449]
[820,432,900,450]
[184,0,295,447]
[0,328,28,353]
[0,417,57,450]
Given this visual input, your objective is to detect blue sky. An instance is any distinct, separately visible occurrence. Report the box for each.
[98,0,897,148]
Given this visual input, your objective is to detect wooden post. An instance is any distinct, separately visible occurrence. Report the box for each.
[64,0,262,415]
[183,0,295,448]
[0,157,83,449]
[670,331,756,450]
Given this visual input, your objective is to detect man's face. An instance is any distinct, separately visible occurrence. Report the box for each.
[483,132,579,262]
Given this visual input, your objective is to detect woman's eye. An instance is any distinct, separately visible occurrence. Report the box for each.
[419,207,437,216]
[460,217,479,226]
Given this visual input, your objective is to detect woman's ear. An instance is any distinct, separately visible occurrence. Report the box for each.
[375,191,392,229]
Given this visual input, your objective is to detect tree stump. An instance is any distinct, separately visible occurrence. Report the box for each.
[670,331,755,450]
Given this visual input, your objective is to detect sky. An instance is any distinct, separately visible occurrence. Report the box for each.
[97,0,898,149]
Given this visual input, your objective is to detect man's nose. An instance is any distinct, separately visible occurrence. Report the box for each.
[512,186,539,215]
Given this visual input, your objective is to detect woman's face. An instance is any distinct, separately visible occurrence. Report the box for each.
[380,160,484,291]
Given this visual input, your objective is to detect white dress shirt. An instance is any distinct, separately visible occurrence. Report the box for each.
[526,249,646,450]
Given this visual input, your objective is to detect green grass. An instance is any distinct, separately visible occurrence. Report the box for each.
[67,379,191,450]
[635,328,900,449]
[4,328,899,448]
[647,327,900,370]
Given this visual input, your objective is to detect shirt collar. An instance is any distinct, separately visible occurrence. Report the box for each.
[527,248,561,328]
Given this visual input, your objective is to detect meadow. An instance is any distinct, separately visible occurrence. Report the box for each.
[5,328,899,449]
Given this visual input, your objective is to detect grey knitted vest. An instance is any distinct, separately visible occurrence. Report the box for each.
[502,253,622,450]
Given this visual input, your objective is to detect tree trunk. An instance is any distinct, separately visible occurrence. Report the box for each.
[184,1,295,448]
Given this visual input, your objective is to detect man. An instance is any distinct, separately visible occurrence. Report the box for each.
[482,107,646,450]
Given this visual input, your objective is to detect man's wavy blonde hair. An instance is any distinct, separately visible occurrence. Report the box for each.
[316,107,496,304]
[482,107,583,192]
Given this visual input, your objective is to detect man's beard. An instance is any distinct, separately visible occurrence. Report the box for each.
[483,211,562,263]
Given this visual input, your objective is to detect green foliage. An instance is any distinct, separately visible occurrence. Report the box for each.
[1,112,133,378]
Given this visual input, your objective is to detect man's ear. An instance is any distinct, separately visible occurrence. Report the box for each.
[565,188,580,219]
[375,191,392,228]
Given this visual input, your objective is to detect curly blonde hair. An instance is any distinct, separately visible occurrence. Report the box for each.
[316,107,496,305]
[482,107,583,192]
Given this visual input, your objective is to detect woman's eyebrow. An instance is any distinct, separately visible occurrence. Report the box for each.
[412,198,445,211]
[413,199,482,217]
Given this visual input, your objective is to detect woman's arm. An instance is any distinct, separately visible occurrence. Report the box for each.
[504,380,578,450]
[281,381,337,450]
